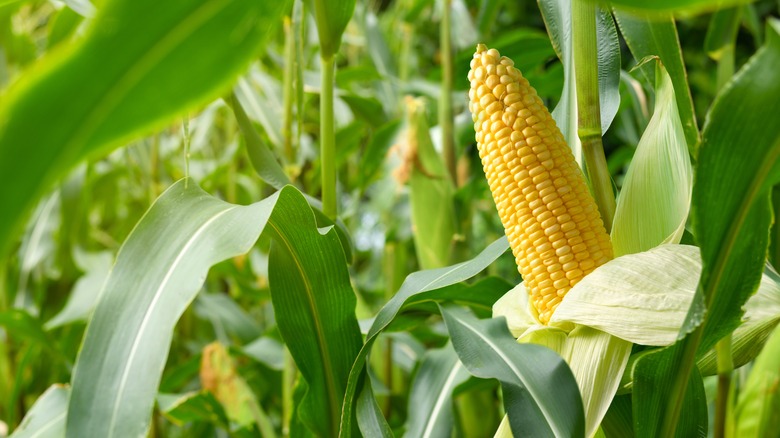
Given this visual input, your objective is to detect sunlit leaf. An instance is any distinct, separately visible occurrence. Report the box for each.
[0,0,289,255]
[611,63,692,257]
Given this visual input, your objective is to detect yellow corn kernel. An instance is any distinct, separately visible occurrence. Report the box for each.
[468,44,613,324]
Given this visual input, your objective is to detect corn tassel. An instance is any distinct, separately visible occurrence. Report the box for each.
[468,44,613,324]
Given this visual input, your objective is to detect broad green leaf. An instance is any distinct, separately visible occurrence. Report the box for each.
[538,0,621,165]
[200,342,275,436]
[67,180,285,437]
[612,9,701,155]
[611,63,692,257]
[9,385,68,438]
[267,187,363,438]
[404,343,470,438]
[686,18,780,351]
[632,346,708,438]
[309,0,356,59]
[733,323,780,437]
[0,0,289,255]
[608,0,751,14]
[339,237,510,437]
[406,98,456,269]
[157,391,229,429]
[440,306,585,438]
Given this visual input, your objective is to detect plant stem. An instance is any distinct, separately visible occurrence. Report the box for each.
[320,55,337,219]
[714,336,733,438]
[572,0,615,231]
[439,0,456,184]
[282,16,296,165]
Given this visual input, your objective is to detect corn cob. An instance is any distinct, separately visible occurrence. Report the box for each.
[468,44,613,324]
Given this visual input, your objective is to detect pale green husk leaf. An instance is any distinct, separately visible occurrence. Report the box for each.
[550,244,780,347]
[550,244,700,346]
[610,63,693,257]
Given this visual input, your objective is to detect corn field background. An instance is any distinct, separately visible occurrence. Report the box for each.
[1,0,779,437]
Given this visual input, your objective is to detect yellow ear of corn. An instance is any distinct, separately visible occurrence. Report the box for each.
[468,44,613,324]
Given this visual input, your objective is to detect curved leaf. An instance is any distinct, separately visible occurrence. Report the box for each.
[611,63,692,257]
[267,185,363,437]
[687,18,780,351]
[440,306,585,438]
[10,385,68,438]
[67,180,284,437]
[0,0,289,254]
[339,237,510,436]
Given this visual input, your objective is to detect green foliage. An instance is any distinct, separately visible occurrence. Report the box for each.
[2,1,780,437]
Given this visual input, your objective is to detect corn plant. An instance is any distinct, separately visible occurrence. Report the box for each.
[1,0,779,437]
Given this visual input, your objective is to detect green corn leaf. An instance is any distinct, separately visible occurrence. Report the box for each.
[0,0,289,255]
[356,384,394,438]
[440,305,585,438]
[611,63,692,257]
[685,18,780,351]
[66,180,286,437]
[267,183,363,438]
[613,9,701,155]
[339,237,510,437]
[608,0,751,15]
[632,348,708,438]
[9,385,69,438]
